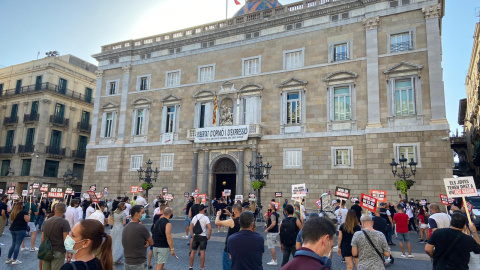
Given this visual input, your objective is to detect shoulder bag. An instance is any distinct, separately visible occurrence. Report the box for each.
[38,218,62,261]
[362,230,385,263]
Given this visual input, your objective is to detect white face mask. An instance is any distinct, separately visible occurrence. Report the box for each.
[64,235,86,255]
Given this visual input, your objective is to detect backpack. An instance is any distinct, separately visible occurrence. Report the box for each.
[279,217,298,246]
[193,215,205,235]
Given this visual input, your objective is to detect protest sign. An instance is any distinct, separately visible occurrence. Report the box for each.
[162,187,168,194]
[40,184,49,192]
[48,187,64,198]
[89,185,96,191]
[83,193,89,199]
[315,199,322,208]
[420,199,427,206]
[360,193,377,212]
[335,186,350,199]
[248,193,256,199]
[275,192,282,197]
[465,201,474,212]
[272,202,280,210]
[192,192,198,198]
[439,194,449,206]
[444,177,478,198]
[235,195,243,202]
[350,197,359,203]
[224,189,231,197]
[87,191,99,203]
[32,182,40,189]
[198,194,207,203]
[65,188,74,195]
[21,190,28,197]
[11,194,19,200]
[29,186,33,195]
[370,190,387,202]
[292,184,307,197]
[195,189,199,193]
[130,186,139,193]
[7,187,15,194]
[103,188,108,196]
[321,194,332,212]
[138,187,144,192]
[184,192,189,198]
[164,194,174,201]
[0,189,3,195]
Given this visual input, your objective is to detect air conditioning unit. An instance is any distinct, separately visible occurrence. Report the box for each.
[331,14,339,22]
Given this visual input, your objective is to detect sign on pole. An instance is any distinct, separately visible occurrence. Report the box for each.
[235,195,243,202]
[420,199,427,206]
[439,194,449,206]
[0,189,3,195]
[11,194,19,200]
[335,186,350,199]
[350,197,359,203]
[164,194,174,201]
[315,199,322,208]
[32,182,40,189]
[83,193,89,199]
[21,190,28,197]
[48,187,65,198]
[198,194,207,203]
[223,189,231,197]
[87,191,99,203]
[292,184,307,197]
[65,188,74,195]
[7,187,15,194]
[370,190,387,202]
[40,184,49,192]
[195,189,199,193]
[321,194,332,212]
[192,192,198,198]
[271,201,279,210]
[162,187,168,194]
[89,185,96,191]
[130,186,139,193]
[184,192,189,198]
[275,192,283,197]
[444,177,478,198]
[360,193,377,212]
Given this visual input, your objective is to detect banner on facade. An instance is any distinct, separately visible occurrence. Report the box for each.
[194,125,249,143]
[40,184,49,192]
[444,177,478,198]
[360,193,377,212]
[370,190,387,202]
[335,186,350,199]
[275,192,282,197]
[48,188,64,198]
[292,184,307,197]
[439,194,449,206]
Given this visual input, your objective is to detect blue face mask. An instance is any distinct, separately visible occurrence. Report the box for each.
[140,213,146,221]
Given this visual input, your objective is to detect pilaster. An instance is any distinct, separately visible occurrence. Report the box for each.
[237,149,244,196]
[90,70,104,144]
[117,65,132,143]
[191,150,199,192]
[202,150,210,194]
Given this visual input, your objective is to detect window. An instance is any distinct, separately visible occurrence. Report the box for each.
[331,12,349,22]
[5,130,14,148]
[169,47,181,54]
[245,31,260,39]
[35,76,42,90]
[54,103,65,120]
[198,65,215,82]
[140,53,151,60]
[286,92,301,124]
[137,75,150,91]
[285,22,302,31]
[333,43,349,61]
[21,159,31,176]
[0,83,4,96]
[30,101,39,116]
[283,48,304,70]
[1,160,10,176]
[15,79,22,94]
[394,79,415,116]
[242,96,261,125]
[10,104,18,118]
[133,109,147,135]
[333,86,351,120]
[243,56,261,76]
[166,70,181,87]
[85,87,93,103]
[331,146,353,168]
[58,78,67,94]
[390,32,412,53]
[165,106,176,133]
[50,130,62,150]
[96,156,108,172]
[43,160,59,177]
[77,136,88,157]
[283,149,302,169]
[130,155,143,171]
[109,58,119,64]
[25,128,35,147]
[201,41,215,48]
[107,81,118,95]
[81,111,90,126]
[160,154,174,171]
[102,112,116,138]
[394,143,421,167]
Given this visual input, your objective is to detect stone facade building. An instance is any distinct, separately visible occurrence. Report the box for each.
[87,0,451,213]
[0,55,97,193]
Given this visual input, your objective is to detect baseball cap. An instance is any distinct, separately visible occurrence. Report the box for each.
[331,200,337,205]
[198,204,206,211]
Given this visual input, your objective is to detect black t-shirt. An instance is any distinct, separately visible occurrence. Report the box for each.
[190,204,201,218]
[372,216,387,233]
[224,217,241,252]
[216,203,227,218]
[379,208,391,224]
[112,200,119,212]
[429,228,480,269]
[185,201,193,216]
[340,224,361,246]
[60,258,103,270]
[0,201,7,218]
[39,201,47,216]
[10,210,28,231]
[267,212,279,233]
[153,217,170,248]
[350,204,362,220]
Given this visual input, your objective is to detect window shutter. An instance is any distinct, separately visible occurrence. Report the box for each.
[281,93,287,124]
[300,91,304,123]
[112,112,117,137]
[205,102,213,127]
[100,113,106,138]
[257,96,262,124]
[409,30,413,49]
[161,106,167,134]
[411,76,416,115]
[245,97,253,125]
[346,42,350,59]
[348,85,352,120]
[143,108,149,135]
[194,103,200,128]
[132,110,137,135]
[174,105,180,132]
[389,78,395,116]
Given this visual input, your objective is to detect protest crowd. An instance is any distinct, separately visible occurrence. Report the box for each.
[0,182,479,270]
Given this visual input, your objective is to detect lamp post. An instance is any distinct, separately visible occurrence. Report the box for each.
[247,153,272,210]
[389,154,417,201]
[63,168,78,187]
[137,159,159,217]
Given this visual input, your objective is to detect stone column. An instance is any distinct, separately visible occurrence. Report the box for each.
[363,16,382,128]
[89,70,103,144]
[66,106,76,156]
[202,150,209,194]
[423,4,447,124]
[191,150,199,192]
[237,149,244,196]
[117,65,132,143]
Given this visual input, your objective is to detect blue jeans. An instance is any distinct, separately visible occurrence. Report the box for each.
[36,215,45,230]
[222,251,232,270]
[8,230,26,260]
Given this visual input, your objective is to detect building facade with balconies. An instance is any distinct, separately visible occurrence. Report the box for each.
[0,55,97,193]
[86,0,451,213]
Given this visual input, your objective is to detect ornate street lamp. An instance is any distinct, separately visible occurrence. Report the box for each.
[247,153,272,210]
[137,159,159,217]
[390,154,417,201]
[63,168,78,187]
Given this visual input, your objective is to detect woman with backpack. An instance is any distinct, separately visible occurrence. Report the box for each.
[337,210,361,270]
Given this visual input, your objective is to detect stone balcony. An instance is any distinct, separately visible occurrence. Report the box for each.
[187,124,262,142]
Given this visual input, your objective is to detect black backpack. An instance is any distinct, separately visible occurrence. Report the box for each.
[193,215,205,235]
[279,217,298,246]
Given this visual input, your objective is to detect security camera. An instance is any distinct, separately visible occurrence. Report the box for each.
[36,154,39,158]
[442,137,449,141]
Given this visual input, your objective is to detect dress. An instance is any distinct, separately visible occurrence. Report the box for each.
[110,212,126,262]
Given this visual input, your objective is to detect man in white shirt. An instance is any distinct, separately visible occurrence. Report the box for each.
[189,205,212,270]
[335,200,349,226]
[65,199,80,229]
[136,193,147,207]
[76,200,83,222]
[301,199,307,222]
[87,201,107,225]
[85,203,95,219]
[124,198,132,222]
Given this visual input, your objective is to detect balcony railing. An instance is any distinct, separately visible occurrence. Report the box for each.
[18,145,35,153]
[391,42,412,53]
[77,122,91,132]
[50,115,69,127]
[23,114,39,123]
[0,82,94,104]
[3,116,18,125]
[72,150,86,159]
[0,146,16,154]
[46,146,66,156]
[333,52,349,62]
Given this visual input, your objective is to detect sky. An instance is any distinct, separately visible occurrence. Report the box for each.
[0,0,478,134]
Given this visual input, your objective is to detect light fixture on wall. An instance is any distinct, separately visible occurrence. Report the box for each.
[222,181,227,186]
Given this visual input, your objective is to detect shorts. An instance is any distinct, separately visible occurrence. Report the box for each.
[27,222,37,232]
[267,233,278,249]
[397,232,410,242]
[153,247,169,264]
[420,223,428,229]
[185,215,191,227]
[191,235,208,251]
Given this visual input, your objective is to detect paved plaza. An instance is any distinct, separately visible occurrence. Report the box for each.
[1,217,478,270]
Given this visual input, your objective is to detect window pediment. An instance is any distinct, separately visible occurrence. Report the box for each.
[324,70,358,83]
[193,90,215,102]
[384,62,423,75]
[101,102,119,110]
[161,94,181,104]
[131,97,152,107]
[220,81,236,93]
[278,78,307,89]
[239,83,263,94]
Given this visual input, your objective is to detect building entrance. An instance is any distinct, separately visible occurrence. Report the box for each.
[212,158,237,199]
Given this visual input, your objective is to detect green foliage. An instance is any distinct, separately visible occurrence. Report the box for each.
[395,180,414,194]
[251,180,265,190]
[141,182,153,191]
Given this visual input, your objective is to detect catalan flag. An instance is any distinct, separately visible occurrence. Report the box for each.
[213,94,218,125]
[234,0,241,5]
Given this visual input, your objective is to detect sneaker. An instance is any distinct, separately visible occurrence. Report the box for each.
[401,254,406,258]
[5,259,12,264]
[148,265,153,269]
[182,235,188,238]
[267,260,278,266]
[333,245,338,249]
[30,247,38,252]
[20,248,28,252]
[419,239,424,243]
[12,260,22,265]
[408,255,414,258]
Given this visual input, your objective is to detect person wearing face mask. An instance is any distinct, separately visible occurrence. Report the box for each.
[281,217,335,270]
[60,219,113,270]
[152,207,176,270]
[122,205,153,270]
[40,203,71,270]
[110,202,127,264]
[215,203,243,270]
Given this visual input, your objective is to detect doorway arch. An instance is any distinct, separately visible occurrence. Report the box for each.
[212,157,237,199]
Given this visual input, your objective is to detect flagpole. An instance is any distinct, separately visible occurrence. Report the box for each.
[226,0,228,20]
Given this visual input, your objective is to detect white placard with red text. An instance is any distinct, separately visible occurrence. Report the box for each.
[444,177,478,198]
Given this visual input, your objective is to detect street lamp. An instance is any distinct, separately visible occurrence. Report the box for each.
[390,155,417,201]
[63,168,78,187]
[247,153,272,210]
[137,159,159,217]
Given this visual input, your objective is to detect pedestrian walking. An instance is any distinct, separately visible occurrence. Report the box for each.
[189,205,212,270]
[6,201,29,265]
[425,212,480,270]
[215,198,228,232]
[65,199,80,230]
[40,203,71,270]
[215,203,242,270]
[350,200,363,222]
[279,204,302,267]
[0,195,8,236]
[379,202,394,245]
[338,210,361,270]
[227,211,264,270]
[111,202,127,264]
[21,199,39,251]
[152,207,176,270]
[183,196,194,239]
[351,215,390,270]
[428,203,451,238]
[281,216,335,270]
[37,197,48,230]
[88,202,107,225]
[335,200,349,227]
[418,206,429,243]
[59,219,113,270]
[265,203,280,266]
[393,205,414,258]
[406,202,417,232]
[122,205,153,270]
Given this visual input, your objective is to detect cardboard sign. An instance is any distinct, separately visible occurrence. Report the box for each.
[370,190,387,202]
[130,186,139,193]
[321,194,332,212]
[21,190,28,197]
[444,177,478,198]
[465,201,474,212]
[29,186,33,195]
[335,186,350,199]
[275,192,283,197]
[350,197,359,203]
[248,193,256,198]
[89,185,96,191]
[65,188,73,195]
[271,201,280,210]
[235,195,243,202]
[184,192,189,198]
[0,189,3,195]
[223,189,231,197]
[439,194,449,206]
[11,194,19,200]
[315,199,322,208]
[420,199,427,206]
[292,184,307,197]
[7,187,15,194]
[162,187,168,194]
[198,194,207,203]
[103,188,108,196]
[48,187,64,198]
[87,191,99,203]
[360,193,377,212]
[164,194,174,201]
[40,184,49,192]
[448,198,455,204]
[138,187,144,192]
[32,182,40,189]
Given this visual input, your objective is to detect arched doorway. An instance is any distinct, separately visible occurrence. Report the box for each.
[212,157,237,199]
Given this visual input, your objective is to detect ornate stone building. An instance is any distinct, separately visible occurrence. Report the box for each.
[0,55,97,193]
[86,0,451,213]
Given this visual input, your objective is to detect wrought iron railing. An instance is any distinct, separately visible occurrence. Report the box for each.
[391,42,412,53]
[72,150,86,159]
[50,115,69,127]
[0,146,16,154]
[18,145,34,153]
[46,146,66,156]
[23,114,39,123]
[77,122,91,132]
[3,116,18,125]
[0,82,94,104]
